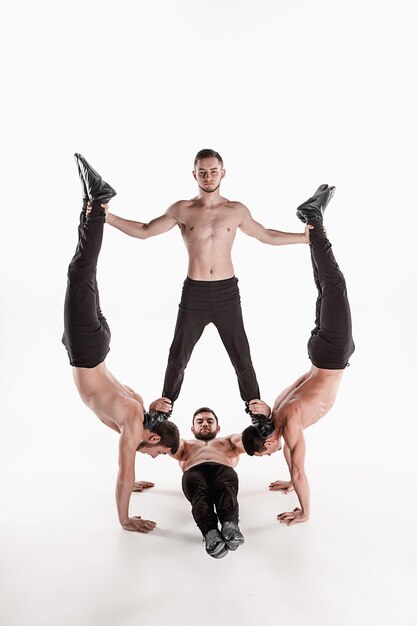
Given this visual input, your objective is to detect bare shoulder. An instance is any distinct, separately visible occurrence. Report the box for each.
[279,402,303,439]
[170,438,187,460]
[121,403,144,442]
[229,201,252,226]
[166,199,193,217]
[225,433,244,454]
[178,438,200,457]
[224,199,248,213]
[282,399,302,420]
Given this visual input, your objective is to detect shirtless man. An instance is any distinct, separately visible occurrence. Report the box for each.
[242,185,355,525]
[141,405,246,558]
[106,149,312,433]
[62,154,180,533]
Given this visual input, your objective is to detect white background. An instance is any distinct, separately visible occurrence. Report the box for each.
[1,1,416,625]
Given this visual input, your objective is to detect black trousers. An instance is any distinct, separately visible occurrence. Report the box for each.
[307,237,355,369]
[162,277,260,403]
[62,205,111,368]
[182,463,239,536]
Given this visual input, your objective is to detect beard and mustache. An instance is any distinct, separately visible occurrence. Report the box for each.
[194,430,218,441]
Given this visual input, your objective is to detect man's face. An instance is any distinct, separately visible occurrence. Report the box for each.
[192,411,220,441]
[137,444,170,458]
[193,157,225,193]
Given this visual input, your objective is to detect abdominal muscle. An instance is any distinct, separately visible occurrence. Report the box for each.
[180,211,239,281]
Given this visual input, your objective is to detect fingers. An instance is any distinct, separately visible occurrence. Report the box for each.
[269,480,293,492]
[129,516,157,533]
[132,481,155,492]
[249,400,271,415]
[277,507,304,525]
[138,521,157,533]
[150,397,172,412]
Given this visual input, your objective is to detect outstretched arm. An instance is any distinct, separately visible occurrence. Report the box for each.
[116,417,156,533]
[107,211,178,239]
[238,205,311,245]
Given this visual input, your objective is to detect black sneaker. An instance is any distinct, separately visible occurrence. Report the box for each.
[221,521,244,551]
[204,529,228,559]
[245,402,275,438]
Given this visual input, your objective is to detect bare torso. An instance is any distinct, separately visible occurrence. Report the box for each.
[175,434,244,472]
[72,362,144,433]
[169,197,246,280]
[274,366,344,433]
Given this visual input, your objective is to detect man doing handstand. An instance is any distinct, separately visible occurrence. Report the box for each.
[62,154,180,533]
[242,185,355,525]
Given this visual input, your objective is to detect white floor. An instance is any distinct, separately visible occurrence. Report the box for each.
[1,369,416,626]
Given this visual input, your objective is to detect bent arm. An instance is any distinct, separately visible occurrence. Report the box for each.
[107,211,178,239]
[239,206,310,245]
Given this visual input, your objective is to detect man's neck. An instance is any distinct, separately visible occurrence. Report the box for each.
[197,188,224,207]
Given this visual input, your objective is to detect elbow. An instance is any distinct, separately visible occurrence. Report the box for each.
[134,230,148,240]
[138,227,154,240]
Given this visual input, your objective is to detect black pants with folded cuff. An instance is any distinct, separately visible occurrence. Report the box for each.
[182,462,239,536]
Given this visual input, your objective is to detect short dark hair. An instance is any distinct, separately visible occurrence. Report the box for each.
[192,407,218,425]
[151,421,180,454]
[241,426,267,456]
[194,149,223,169]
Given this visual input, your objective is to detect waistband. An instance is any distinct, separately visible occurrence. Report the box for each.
[183,461,228,474]
[185,276,238,287]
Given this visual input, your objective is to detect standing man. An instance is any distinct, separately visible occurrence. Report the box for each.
[106,149,312,433]
[63,154,180,533]
[242,185,355,525]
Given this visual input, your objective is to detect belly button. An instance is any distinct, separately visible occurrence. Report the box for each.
[190,226,194,231]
